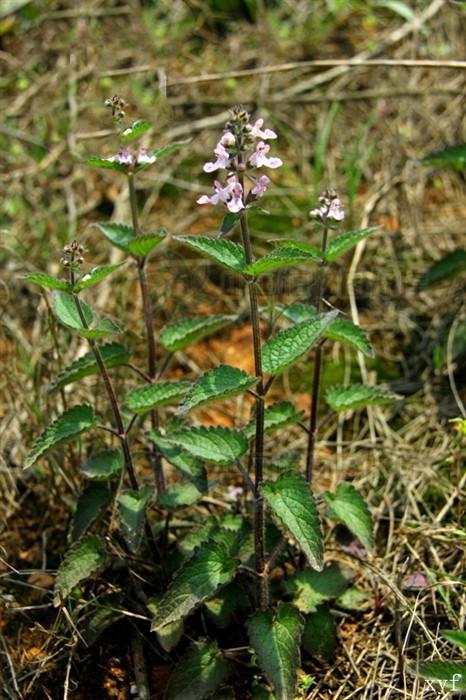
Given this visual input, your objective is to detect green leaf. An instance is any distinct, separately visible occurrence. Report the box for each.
[126,231,166,257]
[377,0,416,22]
[302,606,338,661]
[84,156,129,173]
[283,564,350,614]
[53,290,93,330]
[174,236,246,273]
[204,582,249,628]
[160,315,237,352]
[178,365,258,415]
[279,239,322,259]
[164,426,248,465]
[262,311,338,375]
[220,211,242,236]
[93,222,135,251]
[421,143,466,170]
[71,482,110,541]
[54,535,106,604]
[248,603,303,700]
[25,404,97,469]
[22,272,71,291]
[149,430,207,492]
[277,303,317,324]
[74,264,123,291]
[336,587,371,611]
[117,487,154,553]
[324,318,374,356]
[49,343,130,393]
[441,630,466,651]
[120,119,151,142]
[150,540,237,632]
[415,661,466,692]
[80,318,121,340]
[418,249,466,288]
[324,482,374,551]
[261,472,323,570]
[147,597,184,651]
[126,381,190,414]
[325,384,401,411]
[166,639,230,700]
[325,227,380,262]
[244,246,319,276]
[80,449,124,481]
[149,139,189,161]
[245,401,304,440]
[157,482,203,510]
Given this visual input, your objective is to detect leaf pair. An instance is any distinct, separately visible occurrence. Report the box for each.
[23,264,122,295]
[280,226,380,263]
[94,222,166,259]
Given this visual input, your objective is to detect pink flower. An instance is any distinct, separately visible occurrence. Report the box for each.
[227,179,245,212]
[197,174,244,213]
[197,179,233,206]
[402,572,430,590]
[111,149,133,166]
[251,175,270,196]
[249,141,282,169]
[250,118,277,140]
[227,485,243,499]
[220,131,236,147]
[203,142,231,172]
[136,148,156,165]
[310,193,345,222]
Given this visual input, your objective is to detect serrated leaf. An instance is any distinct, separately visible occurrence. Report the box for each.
[74,264,123,291]
[441,630,466,651]
[80,318,121,340]
[126,381,190,414]
[336,587,371,611]
[93,222,135,251]
[220,211,242,236]
[53,290,93,330]
[178,365,258,415]
[117,486,153,553]
[324,318,374,356]
[166,639,230,700]
[71,482,110,540]
[164,426,248,465]
[277,303,317,324]
[126,231,166,257]
[22,272,71,291]
[150,540,237,632]
[245,401,304,440]
[149,139,189,161]
[54,535,106,603]
[283,564,350,613]
[49,343,130,393]
[262,311,338,375]
[120,119,151,142]
[244,246,319,276]
[149,430,207,492]
[248,603,303,700]
[279,239,322,258]
[174,236,246,273]
[25,404,97,469]
[325,227,380,262]
[148,597,184,651]
[160,314,237,352]
[415,661,466,692]
[80,449,124,481]
[157,482,203,510]
[421,143,466,170]
[419,249,466,288]
[261,472,323,570]
[302,606,338,661]
[325,384,401,411]
[84,156,129,173]
[324,482,374,551]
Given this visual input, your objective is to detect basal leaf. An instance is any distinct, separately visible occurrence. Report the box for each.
[261,472,323,570]
[93,222,135,251]
[164,426,248,465]
[22,272,71,292]
[48,343,130,393]
[262,311,338,375]
[245,401,304,440]
[117,486,154,553]
[120,119,152,142]
[324,318,374,356]
[325,384,401,411]
[248,603,303,700]
[325,227,380,262]
[324,482,374,551]
[302,606,338,661]
[80,449,124,481]
[336,587,371,611]
[84,156,129,173]
[126,381,190,414]
[148,430,207,492]
[177,365,258,415]
[25,404,97,468]
[244,246,319,276]
[441,630,466,651]
[54,535,106,604]
[147,597,184,651]
[415,661,466,692]
[150,540,237,632]
[421,143,466,170]
[53,290,93,330]
[279,239,322,259]
[418,249,466,288]
[157,482,203,510]
[174,236,246,273]
[277,303,317,324]
[160,314,237,352]
[71,482,110,541]
[74,264,123,291]
[283,564,350,613]
[166,639,230,700]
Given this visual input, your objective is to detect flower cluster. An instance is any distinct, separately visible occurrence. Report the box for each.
[310,188,345,222]
[104,94,127,123]
[198,107,282,214]
[107,147,156,169]
[60,240,86,268]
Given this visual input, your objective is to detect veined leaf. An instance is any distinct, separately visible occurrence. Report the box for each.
[325,227,380,262]
[174,236,246,273]
[74,264,123,291]
[150,540,237,632]
[220,211,242,236]
[277,303,317,324]
[248,603,303,700]
[126,231,166,257]
[117,487,154,553]
[25,404,96,469]
[283,564,350,614]
[149,430,207,491]
[262,311,338,375]
[54,535,106,604]
[441,630,466,651]
[157,482,203,510]
[164,426,248,465]
[414,661,466,692]
[418,249,466,288]
[421,143,466,170]
[302,606,338,661]
[149,139,189,161]
[324,318,374,356]
[244,246,319,276]
[72,482,110,541]
[120,119,151,142]
[80,318,121,340]
[325,384,401,411]
[245,401,304,440]
[324,482,374,551]
[166,639,230,700]
[84,156,128,173]
[53,290,93,330]
[49,343,130,393]
[177,365,258,415]
[261,472,323,570]
[93,222,135,251]
[80,449,124,481]
[160,314,237,352]
[279,239,322,259]
[126,381,190,414]
[22,272,71,291]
